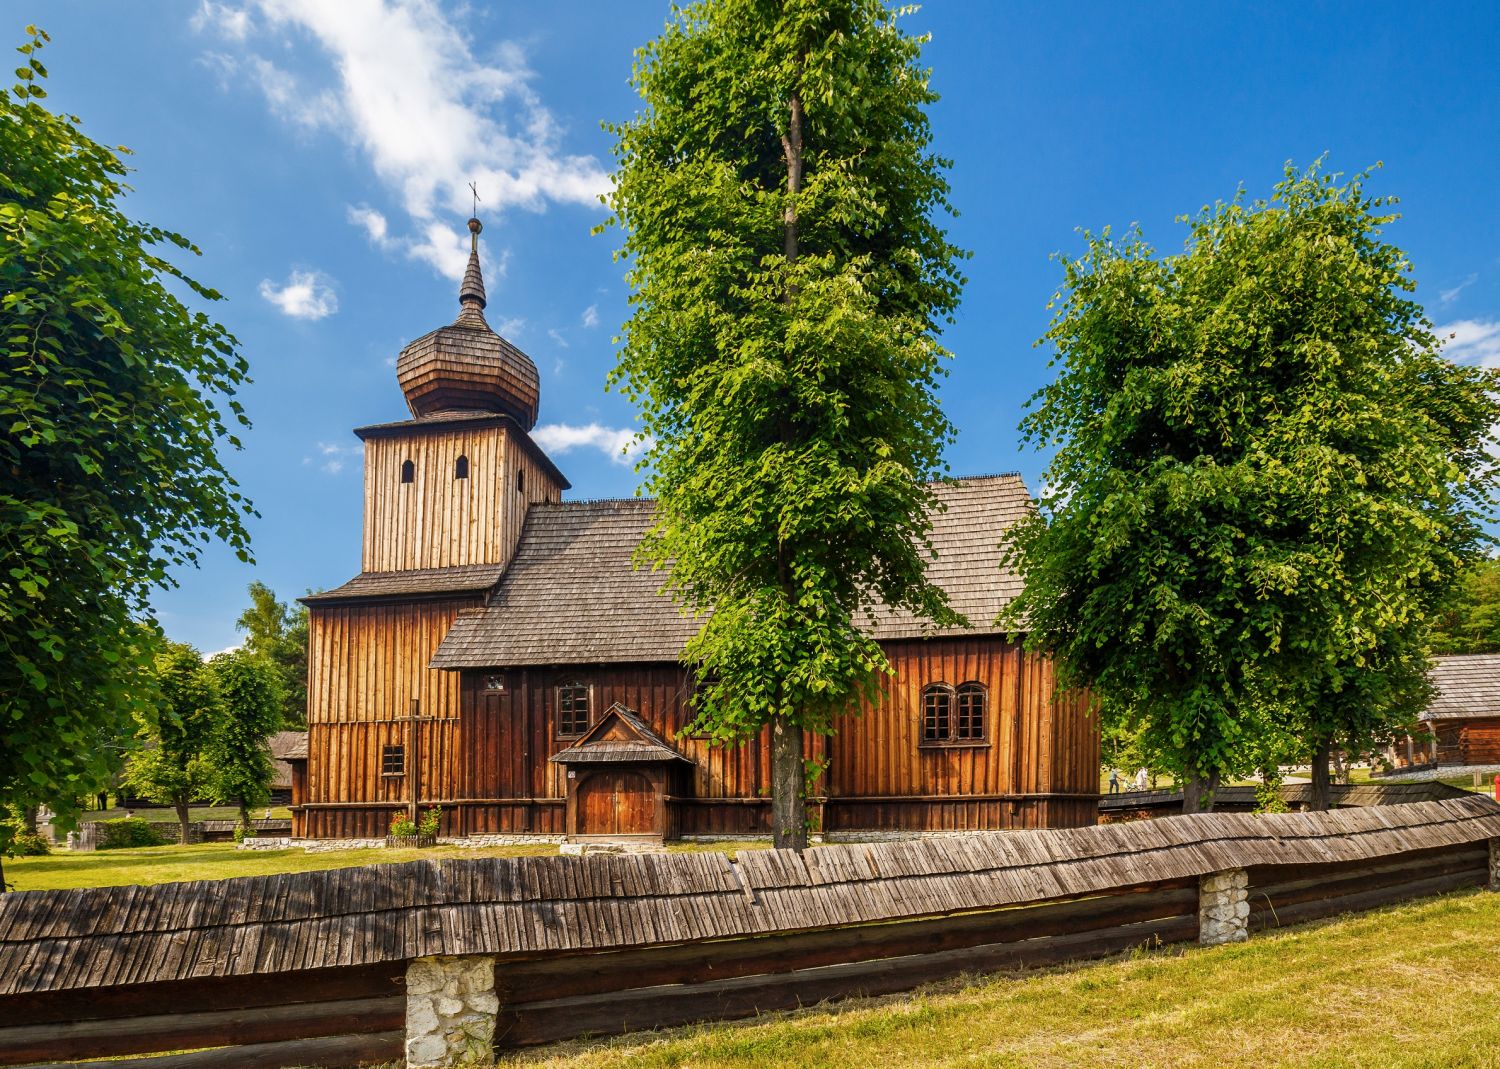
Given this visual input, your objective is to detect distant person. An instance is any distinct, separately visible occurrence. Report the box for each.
[1108,768,1121,794]
[1135,767,1149,792]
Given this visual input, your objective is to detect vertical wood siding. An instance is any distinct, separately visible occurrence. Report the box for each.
[360,426,561,573]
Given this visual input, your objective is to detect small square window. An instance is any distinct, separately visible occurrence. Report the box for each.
[484,673,506,692]
[381,745,405,777]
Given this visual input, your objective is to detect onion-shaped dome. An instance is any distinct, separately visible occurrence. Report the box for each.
[396,218,540,429]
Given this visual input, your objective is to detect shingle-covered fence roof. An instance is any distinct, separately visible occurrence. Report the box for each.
[1427,653,1500,720]
[3,798,1497,996]
[432,473,1032,668]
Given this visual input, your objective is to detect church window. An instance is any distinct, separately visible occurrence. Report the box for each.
[483,673,506,692]
[557,682,590,737]
[955,682,988,740]
[381,745,405,777]
[400,459,414,484]
[921,684,952,742]
[517,468,526,494]
[455,454,469,479]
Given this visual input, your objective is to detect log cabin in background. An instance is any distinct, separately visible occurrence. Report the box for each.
[287,219,1099,842]
[1386,653,1500,771]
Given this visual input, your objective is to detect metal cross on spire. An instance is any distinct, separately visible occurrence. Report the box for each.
[469,181,481,218]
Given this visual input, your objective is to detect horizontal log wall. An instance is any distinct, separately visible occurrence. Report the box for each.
[361,423,561,573]
[8,839,1488,1066]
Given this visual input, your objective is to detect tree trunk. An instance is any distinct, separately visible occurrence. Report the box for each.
[0,853,7,894]
[238,798,251,835]
[771,720,807,851]
[1182,770,1220,813]
[174,794,191,846]
[781,91,803,273]
[20,806,38,835]
[1309,735,1333,812]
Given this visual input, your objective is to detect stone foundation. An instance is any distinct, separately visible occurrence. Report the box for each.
[1489,838,1499,892]
[1199,867,1250,946]
[405,955,499,1068]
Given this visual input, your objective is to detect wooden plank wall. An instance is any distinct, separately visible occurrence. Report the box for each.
[360,425,561,573]
[453,637,1098,836]
[302,597,480,838]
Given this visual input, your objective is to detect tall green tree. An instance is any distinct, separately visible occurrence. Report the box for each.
[0,28,252,884]
[606,0,967,848]
[1429,557,1500,654]
[1006,162,1499,811]
[123,642,219,845]
[206,649,283,833]
[235,581,308,728]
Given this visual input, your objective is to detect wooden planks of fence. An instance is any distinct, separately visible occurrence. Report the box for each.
[2,799,1498,1066]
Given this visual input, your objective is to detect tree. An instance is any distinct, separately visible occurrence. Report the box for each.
[1429,557,1500,654]
[122,642,219,845]
[235,582,308,728]
[206,649,283,833]
[0,28,252,885]
[1006,161,1499,812]
[606,0,966,848]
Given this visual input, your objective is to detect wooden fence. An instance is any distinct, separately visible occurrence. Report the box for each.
[2,797,1498,1068]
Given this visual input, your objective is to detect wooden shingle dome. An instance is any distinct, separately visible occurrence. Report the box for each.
[396,218,541,429]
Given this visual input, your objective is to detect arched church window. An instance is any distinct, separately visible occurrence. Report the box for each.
[557,681,590,737]
[921,683,952,742]
[400,459,414,484]
[517,468,526,494]
[455,454,469,479]
[955,682,988,741]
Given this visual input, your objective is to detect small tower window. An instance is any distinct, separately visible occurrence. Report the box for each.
[455,454,469,480]
[381,745,405,777]
[557,682,590,737]
[517,468,525,494]
[400,459,414,484]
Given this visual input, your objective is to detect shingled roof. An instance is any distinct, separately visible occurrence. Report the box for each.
[1427,653,1500,720]
[430,474,1032,669]
[302,563,507,605]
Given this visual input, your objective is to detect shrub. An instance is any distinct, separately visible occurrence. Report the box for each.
[389,814,418,838]
[6,832,50,856]
[96,817,170,849]
[417,806,442,838]
[233,825,257,843]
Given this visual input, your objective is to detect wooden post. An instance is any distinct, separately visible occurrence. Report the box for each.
[409,698,421,825]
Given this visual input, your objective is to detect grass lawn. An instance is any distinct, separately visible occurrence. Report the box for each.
[503,889,1500,1069]
[5,841,558,891]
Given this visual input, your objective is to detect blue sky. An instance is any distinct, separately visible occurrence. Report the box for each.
[23,1,1500,654]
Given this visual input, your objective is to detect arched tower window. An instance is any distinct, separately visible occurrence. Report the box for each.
[517,468,526,494]
[400,459,414,484]
[955,682,988,741]
[921,684,952,742]
[454,454,469,480]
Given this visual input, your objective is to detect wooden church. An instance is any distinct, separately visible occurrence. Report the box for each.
[288,219,1099,842]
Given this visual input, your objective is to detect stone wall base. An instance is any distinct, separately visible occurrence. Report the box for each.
[406,955,498,1068]
[1199,868,1250,946]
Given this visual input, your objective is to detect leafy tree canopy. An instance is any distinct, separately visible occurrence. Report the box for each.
[1429,556,1500,655]
[122,641,220,844]
[1006,161,1499,808]
[0,27,253,865]
[206,648,283,830]
[606,0,967,847]
[236,581,308,728]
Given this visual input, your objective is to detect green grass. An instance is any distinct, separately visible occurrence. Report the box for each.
[502,889,1500,1069]
[5,841,559,891]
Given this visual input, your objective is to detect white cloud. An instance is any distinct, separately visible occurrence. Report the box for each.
[581,304,599,328]
[202,644,242,661]
[191,1,251,40]
[1436,319,1500,368]
[531,423,650,467]
[259,269,339,320]
[195,0,609,282]
[304,441,362,475]
[547,328,570,349]
[1440,273,1479,305]
[493,315,525,338]
[347,204,391,246]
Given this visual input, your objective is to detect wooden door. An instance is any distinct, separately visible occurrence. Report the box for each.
[577,771,657,836]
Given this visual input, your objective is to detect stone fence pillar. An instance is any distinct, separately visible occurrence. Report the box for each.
[405,955,499,1068]
[1198,868,1249,946]
[1489,839,1499,892]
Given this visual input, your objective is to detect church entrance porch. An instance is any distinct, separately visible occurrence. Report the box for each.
[575,769,657,837]
[549,702,693,842]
